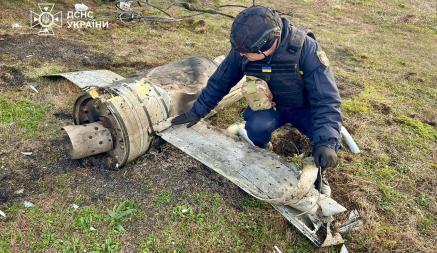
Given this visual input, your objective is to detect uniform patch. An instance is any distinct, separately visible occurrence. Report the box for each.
[316,50,330,67]
[261,66,272,73]
[243,76,274,111]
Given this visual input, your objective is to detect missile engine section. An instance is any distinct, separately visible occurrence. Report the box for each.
[61,56,241,167]
[50,56,351,247]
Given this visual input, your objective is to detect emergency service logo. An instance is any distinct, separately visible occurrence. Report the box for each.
[30,3,109,36]
[30,3,62,36]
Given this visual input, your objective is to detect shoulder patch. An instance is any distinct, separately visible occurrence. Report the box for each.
[316,50,330,67]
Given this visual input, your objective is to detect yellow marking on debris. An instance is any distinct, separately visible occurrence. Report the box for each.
[138,84,149,95]
[88,88,99,99]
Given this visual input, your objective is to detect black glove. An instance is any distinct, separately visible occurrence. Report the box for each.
[313,146,337,171]
[171,111,200,128]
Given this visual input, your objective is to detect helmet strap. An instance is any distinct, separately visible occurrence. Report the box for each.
[259,50,268,59]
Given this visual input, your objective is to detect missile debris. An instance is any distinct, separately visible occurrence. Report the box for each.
[48,56,348,247]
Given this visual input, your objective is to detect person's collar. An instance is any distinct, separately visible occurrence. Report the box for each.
[276,18,290,51]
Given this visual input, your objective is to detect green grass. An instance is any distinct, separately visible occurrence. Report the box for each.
[396,115,437,141]
[342,100,370,113]
[53,237,84,253]
[0,200,137,252]
[418,213,435,236]
[91,237,120,253]
[415,193,430,208]
[154,192,173,206]
[74,207,105,235]
[241,198,268,209]
[24,63,66,80]
[106,201,137,233]
[0,98,51,138]
[171,205,194,219]
[377,183,407,213]
[139,235,157,253]
[0,239,11,253]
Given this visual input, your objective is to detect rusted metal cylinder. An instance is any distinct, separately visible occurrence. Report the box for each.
[105,79,171,165]
[62,56,244,167]
[63,122,113,159]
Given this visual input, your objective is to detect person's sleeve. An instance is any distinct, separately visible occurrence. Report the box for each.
[300,36,342,151]
[191,50,244,118]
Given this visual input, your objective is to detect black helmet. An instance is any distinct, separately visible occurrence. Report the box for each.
[230,6,282,53]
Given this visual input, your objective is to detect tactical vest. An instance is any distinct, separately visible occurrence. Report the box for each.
[241,25,316,108]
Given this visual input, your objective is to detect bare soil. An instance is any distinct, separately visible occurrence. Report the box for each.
[0,34,113,70]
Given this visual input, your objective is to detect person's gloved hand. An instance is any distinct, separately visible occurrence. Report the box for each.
[171,111,200,128]
[313,146,337,171]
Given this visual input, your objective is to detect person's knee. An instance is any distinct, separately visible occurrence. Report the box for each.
[282,107,313,141]
[245,118,277,147]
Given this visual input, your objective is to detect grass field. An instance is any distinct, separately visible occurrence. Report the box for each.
[0,0,436,252]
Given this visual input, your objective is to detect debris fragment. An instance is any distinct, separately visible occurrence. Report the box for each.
[11,23,21,29]
[21,152,33,156]
[340,126,360,153]
[29,85,39,93]
[23,201,34,208]
[273,245,283,253]
[117,1,133,12]
[340,244,349,253]
[348,209,360,220]
[57,56,346,247]
[0,210,6,218]
[213,55,226,65]
[75,3,89,12]
[339,209,363,233]
[89,227,96,231]
[14,189,24,195]
[72,204,80,209]
[321,220,344,247]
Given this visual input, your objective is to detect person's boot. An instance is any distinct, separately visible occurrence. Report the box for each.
[226,122,245,135]
[227,122,272,150]
[264,142,273,151]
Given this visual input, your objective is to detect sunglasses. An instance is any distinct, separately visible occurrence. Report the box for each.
[231,27,281,53]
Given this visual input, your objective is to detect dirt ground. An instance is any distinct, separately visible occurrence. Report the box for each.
[1,0,436,252]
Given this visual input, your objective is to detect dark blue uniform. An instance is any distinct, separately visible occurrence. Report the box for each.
[191,18,342,151]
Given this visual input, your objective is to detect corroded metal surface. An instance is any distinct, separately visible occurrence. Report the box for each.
[158,122,346,246]
[146,56,218,114]
[159,123,301,198]
[47,70,125,88]
[63,122,113,159]
[57,56,242,166]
